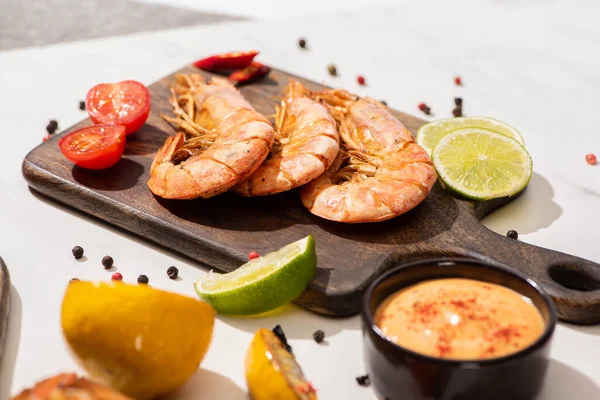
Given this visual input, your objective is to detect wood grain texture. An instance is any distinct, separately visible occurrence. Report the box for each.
[0,257,10,366]
[22,66,600,324]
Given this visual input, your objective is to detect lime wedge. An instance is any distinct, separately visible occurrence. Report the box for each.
[417,117,525,156]
[432,128,532,200]
[194,236,317,316]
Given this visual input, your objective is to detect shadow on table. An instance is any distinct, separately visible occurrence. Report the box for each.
[539,359,600,399]
[0,285,22,399]
[218,304,361,339]
[482,172,562,235]
[161,368,247,400]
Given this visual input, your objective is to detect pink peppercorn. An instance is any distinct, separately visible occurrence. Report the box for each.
[111,272,123,281]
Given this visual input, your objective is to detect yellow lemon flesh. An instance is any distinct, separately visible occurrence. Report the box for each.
[245,328,317,400]
[61,281,215,400]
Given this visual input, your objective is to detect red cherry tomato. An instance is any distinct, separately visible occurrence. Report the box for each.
[59,125,126,170]
[86,80,150,135]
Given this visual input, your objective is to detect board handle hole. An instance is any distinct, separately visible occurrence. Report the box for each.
[548,263,600,292]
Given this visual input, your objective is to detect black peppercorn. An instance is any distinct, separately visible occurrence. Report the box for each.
[272,325,293,353]
[507,230,519,240]
[137,274,149,284]
[423,106,431,115]
[46,120,58,134]
[327,64,337,76]
[79,100,86,110]
[380,100,387,106]
[102,256,114,269]
[72,246,84,259]
[298,38,307,49]
[452,106,463,117]
[313,330,325,343]
[454,97,463,106]
[167,266,179,279]
[356,375,371,386]
[46,119,58,135]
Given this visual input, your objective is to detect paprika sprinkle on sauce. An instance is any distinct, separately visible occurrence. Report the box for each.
[373,278,544,360]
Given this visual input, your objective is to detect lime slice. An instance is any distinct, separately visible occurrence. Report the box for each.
[432,128,532,200]
[417,117,525,156]
[194,236,317,316]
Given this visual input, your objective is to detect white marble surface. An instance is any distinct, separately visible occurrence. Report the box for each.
[1,1,600,398]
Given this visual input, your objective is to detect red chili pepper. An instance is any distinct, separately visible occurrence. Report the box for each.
[248,251,260,260]
[193,50,259,71]
[229,61,271,84]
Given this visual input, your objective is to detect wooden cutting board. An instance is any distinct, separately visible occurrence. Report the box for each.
[0,257,10,366]
[22,66,600,324]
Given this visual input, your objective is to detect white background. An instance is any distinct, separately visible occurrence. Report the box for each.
[1,0,600,398]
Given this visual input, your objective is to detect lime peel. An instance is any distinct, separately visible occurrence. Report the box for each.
[417,116,525,156]
[195,235,317,316]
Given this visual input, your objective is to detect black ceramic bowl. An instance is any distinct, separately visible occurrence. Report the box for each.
[361,258,557,400]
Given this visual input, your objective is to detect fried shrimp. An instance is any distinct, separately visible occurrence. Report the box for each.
[300,90,437,223]
[12,373,133,400]
[234,80,339,196]
[148,74,274,199]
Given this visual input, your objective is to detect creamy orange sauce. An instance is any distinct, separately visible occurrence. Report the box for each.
[374,278,545,360]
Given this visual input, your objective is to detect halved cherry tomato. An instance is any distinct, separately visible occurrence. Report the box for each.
[193,50,259,71]
[229,61,271,84]
[86,80,150,135]
[59,125,126,170]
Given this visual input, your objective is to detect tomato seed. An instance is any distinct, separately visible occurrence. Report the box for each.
[586,154,597,165]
